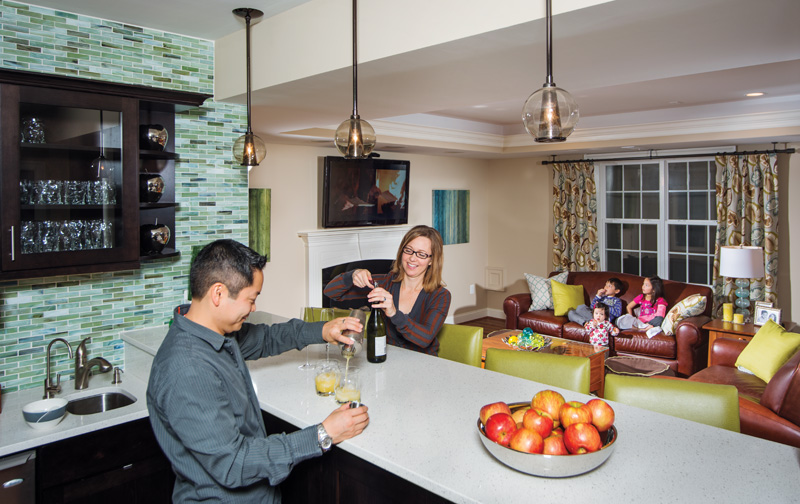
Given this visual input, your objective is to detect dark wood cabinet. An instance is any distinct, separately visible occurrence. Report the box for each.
[263,412,450,504]
[36,418,174,504]
[0,69,209,279]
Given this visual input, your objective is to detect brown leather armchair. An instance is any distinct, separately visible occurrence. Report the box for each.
[689,337,800,448]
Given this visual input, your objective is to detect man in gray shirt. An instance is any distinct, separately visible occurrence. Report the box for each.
[147,239,369,502]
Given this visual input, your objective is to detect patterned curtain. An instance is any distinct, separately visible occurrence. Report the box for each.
[712,154,778,314]
[552,162,599,271]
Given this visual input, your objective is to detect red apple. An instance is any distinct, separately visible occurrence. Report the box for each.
[531,390,565,428]
[484,413,517,446]
[551,427,564,437]
[586,398,615,432]
[480,401,512,426]
[559,401,593,429]
[522,408,554,438]
[509,427,544,454]
[543,434,569,455]
[564,423,602,454]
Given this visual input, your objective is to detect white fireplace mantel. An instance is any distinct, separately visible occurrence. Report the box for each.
[298,226,412,307]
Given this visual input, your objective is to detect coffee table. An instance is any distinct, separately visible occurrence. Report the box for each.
[483,329,609,396]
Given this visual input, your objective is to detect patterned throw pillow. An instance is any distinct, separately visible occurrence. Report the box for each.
[660,294,707,336]
[524,271,569,311]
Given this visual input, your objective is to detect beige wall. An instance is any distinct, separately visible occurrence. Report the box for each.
[248,143,490,321]
[779,144,799,329]
[484,156,553,315]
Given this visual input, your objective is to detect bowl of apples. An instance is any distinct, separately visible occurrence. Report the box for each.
[477,389,617,477]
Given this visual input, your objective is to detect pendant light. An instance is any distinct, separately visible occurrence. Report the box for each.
[522,0,579,142]
[92,110,109,179]
[334,0,376,158]
[232,8,266,169]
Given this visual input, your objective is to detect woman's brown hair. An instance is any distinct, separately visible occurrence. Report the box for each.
[389,225,445,292]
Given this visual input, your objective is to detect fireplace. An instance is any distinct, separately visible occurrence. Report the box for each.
[298,226,412,307]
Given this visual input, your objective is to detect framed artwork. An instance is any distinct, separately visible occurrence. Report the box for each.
[755,305,781,326]
[249,188,271,260]
[432,189,469,245]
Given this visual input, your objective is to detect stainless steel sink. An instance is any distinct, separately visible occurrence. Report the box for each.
[66,390,137,415]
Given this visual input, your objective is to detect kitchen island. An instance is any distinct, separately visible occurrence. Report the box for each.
[2,314,799,503]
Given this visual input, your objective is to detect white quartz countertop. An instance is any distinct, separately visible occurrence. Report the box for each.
[0,371,150,458]
[4,314,799,503]
[250,345,800,504]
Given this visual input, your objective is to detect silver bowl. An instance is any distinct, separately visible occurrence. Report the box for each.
[477,402,617,477]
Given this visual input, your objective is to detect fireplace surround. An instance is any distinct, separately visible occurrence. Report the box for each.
[298,226,412,307]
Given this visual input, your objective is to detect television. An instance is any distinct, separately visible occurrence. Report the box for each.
[322,156,410,228]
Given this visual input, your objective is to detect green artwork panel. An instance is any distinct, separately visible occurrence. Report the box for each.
[432,190,470,245]
[249,188,271,260]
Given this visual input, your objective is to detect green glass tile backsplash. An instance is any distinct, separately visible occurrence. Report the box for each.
[0,1,248,392]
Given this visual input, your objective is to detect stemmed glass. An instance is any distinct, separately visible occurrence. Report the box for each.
[320,308,334,361]
[299,307,316,370]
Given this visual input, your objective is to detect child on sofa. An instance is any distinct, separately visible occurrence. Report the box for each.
[616,276,668,337]
[567,277,623,326]
[584,304,620,346]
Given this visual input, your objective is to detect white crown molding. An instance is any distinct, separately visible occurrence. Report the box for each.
[366,110,800,151]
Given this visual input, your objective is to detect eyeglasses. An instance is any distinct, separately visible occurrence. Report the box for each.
[402,247,431,260]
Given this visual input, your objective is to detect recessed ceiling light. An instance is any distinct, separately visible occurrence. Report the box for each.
[472,105,488,109]
[668,101,683,105]
[746,92,765,97]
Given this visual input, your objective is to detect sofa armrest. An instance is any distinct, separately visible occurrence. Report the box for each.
[672,314,712,376]
[709,337,749,367]
[503,293,532,330]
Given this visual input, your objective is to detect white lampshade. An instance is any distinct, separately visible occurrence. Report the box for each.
[719,246,765,279]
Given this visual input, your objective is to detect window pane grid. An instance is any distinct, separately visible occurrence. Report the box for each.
[600,157,716,286]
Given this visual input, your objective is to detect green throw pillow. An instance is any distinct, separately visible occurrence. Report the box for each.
[735,319,800,383]
[524,271,569,311]
[551,280,585,317]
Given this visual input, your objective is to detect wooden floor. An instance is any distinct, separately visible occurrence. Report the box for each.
[460,317,505,337]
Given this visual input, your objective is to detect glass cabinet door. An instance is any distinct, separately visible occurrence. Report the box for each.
[2,85,138,274]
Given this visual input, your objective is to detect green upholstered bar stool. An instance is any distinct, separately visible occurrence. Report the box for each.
[437,324,484,367]
[604,374,740,432]
[484,348,591,394]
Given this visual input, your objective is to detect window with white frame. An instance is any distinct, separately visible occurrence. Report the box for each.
[598,155,717,286]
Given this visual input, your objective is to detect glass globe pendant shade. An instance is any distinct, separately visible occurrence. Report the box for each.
[522,84,579,142]
[335,115,376,158]
[91,154,112,179]
[233,132,266,168]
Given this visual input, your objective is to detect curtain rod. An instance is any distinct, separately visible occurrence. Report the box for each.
[541,147,795,165]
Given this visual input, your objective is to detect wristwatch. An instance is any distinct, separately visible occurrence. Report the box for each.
[316,423,333,452]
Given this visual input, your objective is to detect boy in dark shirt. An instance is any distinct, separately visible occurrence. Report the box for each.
[567,277,623,326]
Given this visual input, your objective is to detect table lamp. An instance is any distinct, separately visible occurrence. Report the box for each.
[719,245,765,319]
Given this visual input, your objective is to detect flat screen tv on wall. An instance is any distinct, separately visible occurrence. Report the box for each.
[322,156,410,228]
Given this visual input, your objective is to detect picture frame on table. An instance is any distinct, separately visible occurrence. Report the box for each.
[755,306,781,326]
[754,301,773,311]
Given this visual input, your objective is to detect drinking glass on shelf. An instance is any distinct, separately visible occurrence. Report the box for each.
[298,307,316,370]
[320,308,334,361]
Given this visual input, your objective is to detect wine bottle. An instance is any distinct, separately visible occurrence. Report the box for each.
[366,305,387,363]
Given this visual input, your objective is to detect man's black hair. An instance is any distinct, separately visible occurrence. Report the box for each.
[190,239,267,299]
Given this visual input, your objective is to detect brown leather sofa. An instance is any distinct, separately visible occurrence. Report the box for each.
[503,271,713,377]
[690,337,800,448]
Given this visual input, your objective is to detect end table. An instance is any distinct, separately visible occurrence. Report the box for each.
[703,319,759,366]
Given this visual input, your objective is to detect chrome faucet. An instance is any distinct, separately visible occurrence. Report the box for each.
[44,338,74,399]
[74,337,112,390]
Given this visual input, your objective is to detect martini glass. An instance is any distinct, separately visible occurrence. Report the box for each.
[320,308,334,360]
[299,307,316,370]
